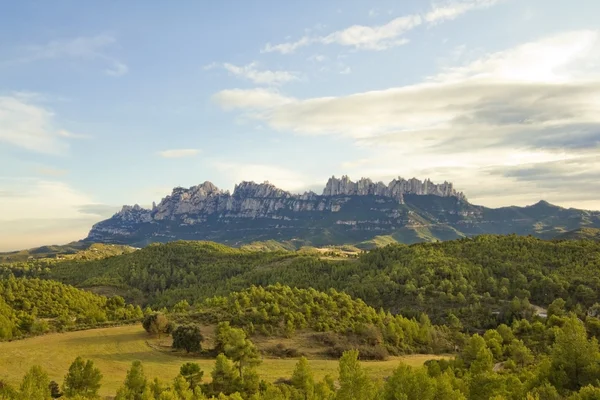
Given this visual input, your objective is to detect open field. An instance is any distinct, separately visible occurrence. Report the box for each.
[0,325,448,398]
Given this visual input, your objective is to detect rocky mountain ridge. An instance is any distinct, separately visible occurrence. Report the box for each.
[86,175,600,247]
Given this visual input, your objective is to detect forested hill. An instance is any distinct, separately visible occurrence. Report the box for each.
[5,235,599,330]
[0,277,142,340]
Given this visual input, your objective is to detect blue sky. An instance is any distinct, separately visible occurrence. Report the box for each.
[1,0,600,250]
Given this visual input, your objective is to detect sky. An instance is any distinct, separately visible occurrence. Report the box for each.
[1,0,600,251]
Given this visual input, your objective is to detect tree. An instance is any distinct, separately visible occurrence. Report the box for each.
[115,361,147,400]
[19,365,51,400]
[291,357,315,400]
[459,334,490,369]
[549,316,600,392]
[62,357,103,398]
[215,322,261,377]
[336,350,375,400]
[49,381,62,399]
[172,325,203,353]
[383,364,435,400]
[507,339,533,367]
[172,300,190,314]
[179,363,204,390]
[209,354,239,396]
[142,313,170,338]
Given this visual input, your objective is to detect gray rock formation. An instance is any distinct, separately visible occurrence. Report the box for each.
[322,176,465,202]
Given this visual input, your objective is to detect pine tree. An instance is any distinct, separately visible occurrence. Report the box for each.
[62,357,103,398]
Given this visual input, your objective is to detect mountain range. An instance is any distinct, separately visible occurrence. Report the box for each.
[86,175,600,247]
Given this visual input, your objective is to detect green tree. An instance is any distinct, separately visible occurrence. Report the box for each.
[172,325,203,353]
[383,363,435,400]
[209,354,239,396]
[216,323,261,377]
[549,316,600,392]
[291,357,315,400]
[62,357,103,398]
[336,350,375,400]
[115,361,147,400]
[49,381,62,399]
[507,339,533,367]
[19,365,51,400]
[179,363,204,390]
[142,313,170,338]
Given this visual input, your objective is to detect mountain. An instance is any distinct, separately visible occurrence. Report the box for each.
[86,175,600,247]
[555,227,600,241]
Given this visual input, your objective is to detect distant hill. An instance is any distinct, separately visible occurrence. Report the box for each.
[0,242,136,264]
[555,227,600,240]
[85,176,600,247]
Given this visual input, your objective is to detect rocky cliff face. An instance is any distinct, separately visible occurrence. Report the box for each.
[322,176,465,201]
[86,175,600,247]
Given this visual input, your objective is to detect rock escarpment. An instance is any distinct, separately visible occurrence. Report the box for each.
[86,175,600,247]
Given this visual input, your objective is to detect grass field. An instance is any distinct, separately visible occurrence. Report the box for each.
[0,325,448,398]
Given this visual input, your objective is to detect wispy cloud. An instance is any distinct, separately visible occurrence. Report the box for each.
[217,30,600,208]
[425,0,503,25]
[0,94,82,154]
[262,0,502,54]
[34,166,69,177]
[8,34,128,77]
[157,149,201,158]
[105,61,129,77]
[217,62,299,85]
[212,161,313,193]
[0,179,110,251]
[262,15,419,53]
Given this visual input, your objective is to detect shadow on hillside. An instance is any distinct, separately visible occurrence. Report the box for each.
[86,351,180,362]
[63,332,143,346]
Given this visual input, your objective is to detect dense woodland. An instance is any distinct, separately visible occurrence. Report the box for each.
[3,235,599,330]
[1,235,599,398]
[0,277,142,340]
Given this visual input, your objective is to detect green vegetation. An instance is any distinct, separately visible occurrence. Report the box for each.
[0,277,142,340]
[0,242,135,264]
[0,325,438,397]
[2,234,600,398]
[8,235,598,331]
[557,227,600,241]
[2,314,599,399]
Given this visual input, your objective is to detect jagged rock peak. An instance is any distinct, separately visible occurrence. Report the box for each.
[233,181,291,198]
[323,175,466,200]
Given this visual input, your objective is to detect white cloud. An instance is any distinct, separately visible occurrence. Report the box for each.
[10,34,128,77]
[340,66,352,74]
[212,88,294,110]
[105,61,129,77]
[216,30,600,209]
[158,149,201,158]
[0,179,116,250]
[0,95,81,154]
[262,36,313,54]
[262,15,419,53]
[212,162,312,193]
[425,0,503,25]
[262,0,502,54]
[321,15,420,50]
[220,62,299,85]
[34,166,69,177]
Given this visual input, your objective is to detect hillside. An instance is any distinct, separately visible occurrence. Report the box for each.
[0,242,135,264]
[0,277,142,340]
[8,235,599,330]
[85,176,600,247]
[556,227,600,240]
[0,324,442,398]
